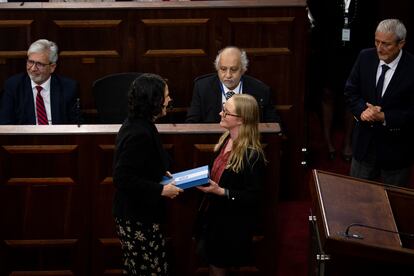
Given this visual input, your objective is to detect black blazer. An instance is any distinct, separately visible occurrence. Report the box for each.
[186,73,280,123]
[112,118,169,223]
[204,147,265,267]
[345,48,414,169]
[0,72,79,125]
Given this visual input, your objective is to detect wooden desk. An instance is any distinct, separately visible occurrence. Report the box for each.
[0,123,281,275]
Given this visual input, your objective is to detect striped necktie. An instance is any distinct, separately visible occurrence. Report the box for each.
[225,91,235,100]
[35,86,48,125]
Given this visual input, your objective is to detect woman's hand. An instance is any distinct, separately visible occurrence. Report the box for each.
[161,171,183,199]
[197,179,225,196]
[161,182,183,199]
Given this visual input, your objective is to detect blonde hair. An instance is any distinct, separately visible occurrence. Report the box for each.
[215,94,266,172]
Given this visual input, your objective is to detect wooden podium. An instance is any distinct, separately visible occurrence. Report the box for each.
[309,170,414,276]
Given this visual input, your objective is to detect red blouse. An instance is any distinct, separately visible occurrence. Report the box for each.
[210,140,231,184]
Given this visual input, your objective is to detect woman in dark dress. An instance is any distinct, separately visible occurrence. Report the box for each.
[112,73,183,275]
[197,94,266,276]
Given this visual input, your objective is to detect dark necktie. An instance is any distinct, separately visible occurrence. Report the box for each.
[225,91,235,100]
[35,86,48,125]
[376,64,390,102]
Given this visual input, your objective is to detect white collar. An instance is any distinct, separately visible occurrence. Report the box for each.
[380,49,402,70]
[31,76,52,91]
[222,81,242,94]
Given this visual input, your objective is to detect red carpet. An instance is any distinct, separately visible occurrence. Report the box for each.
[272,112,348,275]
[275,200,310,276]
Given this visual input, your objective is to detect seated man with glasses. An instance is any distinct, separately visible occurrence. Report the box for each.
[0,39,79,125]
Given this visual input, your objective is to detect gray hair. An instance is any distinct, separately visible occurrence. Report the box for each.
[27,39,59,64]
[214,46,249,72]
[376,19,407,41]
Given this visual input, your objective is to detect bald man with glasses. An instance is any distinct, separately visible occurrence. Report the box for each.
[0,39,79,125]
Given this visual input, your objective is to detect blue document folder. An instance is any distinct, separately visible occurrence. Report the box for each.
[160,165,209,189]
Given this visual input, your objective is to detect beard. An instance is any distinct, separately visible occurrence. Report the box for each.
[223,79,237,89]
[28,72,47,84]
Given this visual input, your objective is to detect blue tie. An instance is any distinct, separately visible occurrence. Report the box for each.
[376,64,390,102]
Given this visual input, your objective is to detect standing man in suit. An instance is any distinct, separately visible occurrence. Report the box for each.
[0,39,79,125]
[345,19,414,186]
[186,46,281,126]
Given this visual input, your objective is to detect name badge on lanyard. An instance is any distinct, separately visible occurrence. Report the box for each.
[342,0,351,42]
[342,22,350,42]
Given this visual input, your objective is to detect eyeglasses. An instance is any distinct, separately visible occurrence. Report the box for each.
[26,59,52,70]
[219,66,240,74]
[374,39,400,49]
[222,103,240,118]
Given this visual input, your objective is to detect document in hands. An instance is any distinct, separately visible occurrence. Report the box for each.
[160,165,209,189]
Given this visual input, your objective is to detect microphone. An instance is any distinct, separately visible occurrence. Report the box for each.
[76,98,81,127]
[166,100,174,123]
[342,223,414,240]
[259,98,264,122]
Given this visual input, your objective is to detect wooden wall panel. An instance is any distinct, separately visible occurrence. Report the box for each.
[227,16,294,51]
[48,12,135,115]
[0,20,32,58]
[137,15,213,113]
[0,139,88,275]
[5,239,78,275]
[0,19,32,80]
[92,140,119,275]
[54,20,122,60]
[141,18,209,56]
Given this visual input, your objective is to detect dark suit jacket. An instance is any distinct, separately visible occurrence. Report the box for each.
[0,73,79,125]
[344,48,414,169]
[204,146,265,267]
[112,117,169,223]
[186,73,280,123]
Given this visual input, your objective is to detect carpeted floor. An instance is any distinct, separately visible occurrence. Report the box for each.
[275,200,311,276]
[273,112,351,276]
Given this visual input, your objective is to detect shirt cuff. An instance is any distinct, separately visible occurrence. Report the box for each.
[224,188,229,198]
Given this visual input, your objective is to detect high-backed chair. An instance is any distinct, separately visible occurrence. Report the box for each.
[93,72,141,124]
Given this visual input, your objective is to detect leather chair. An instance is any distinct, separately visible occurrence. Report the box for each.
[92,72,141,124]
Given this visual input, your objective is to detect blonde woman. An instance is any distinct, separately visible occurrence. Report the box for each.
[197,94,266,276]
